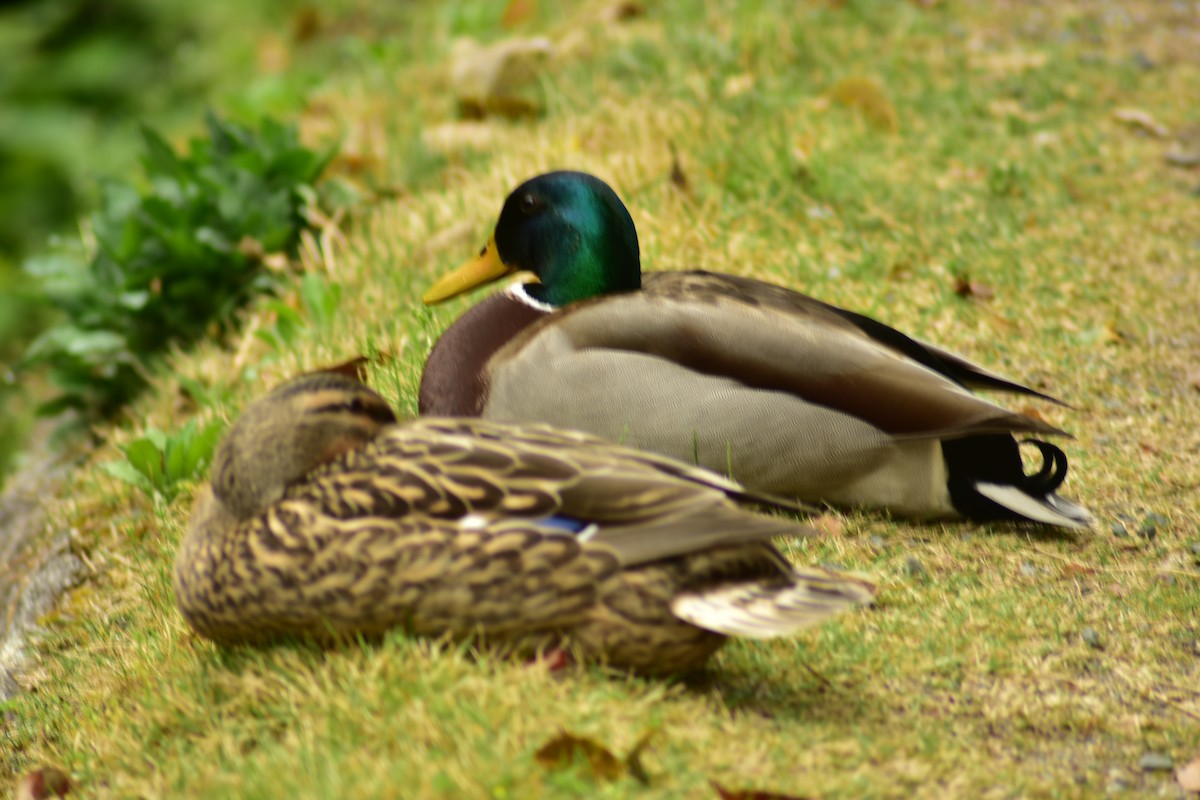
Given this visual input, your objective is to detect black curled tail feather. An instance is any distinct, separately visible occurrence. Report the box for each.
[1022,439,1068,494]
[942,434,1081,525]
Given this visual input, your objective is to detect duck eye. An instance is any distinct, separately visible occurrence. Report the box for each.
[518,193,542,215]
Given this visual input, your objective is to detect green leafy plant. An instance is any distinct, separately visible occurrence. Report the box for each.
[100,419,224,503]
[21,112,335,418]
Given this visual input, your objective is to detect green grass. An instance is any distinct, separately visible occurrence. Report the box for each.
[4,0,1199,797]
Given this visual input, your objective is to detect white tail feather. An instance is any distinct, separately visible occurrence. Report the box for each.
[974,482,1092,530]
[670,569,875,638]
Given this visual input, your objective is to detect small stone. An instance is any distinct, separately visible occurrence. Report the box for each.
[904,556,927,578]
[1019,562,1038,577]
[1139,513,1168,539]
[1081,626,1103,649]
[868,535,885,549]
[1110,521,1129,538]
[1138,752,1173,772]
[1190,541,1200,556]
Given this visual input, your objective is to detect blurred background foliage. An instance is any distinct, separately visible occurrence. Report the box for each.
[0,0,358,486]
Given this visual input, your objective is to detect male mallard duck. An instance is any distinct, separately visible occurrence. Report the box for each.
[174,372,875,674]
[419,171,1091,529]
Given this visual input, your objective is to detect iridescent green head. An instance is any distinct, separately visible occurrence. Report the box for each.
[423,171,641,308]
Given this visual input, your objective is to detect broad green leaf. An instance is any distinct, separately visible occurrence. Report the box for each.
[99,460,153,493]
[163,420,197,482]
[122,438,164,488]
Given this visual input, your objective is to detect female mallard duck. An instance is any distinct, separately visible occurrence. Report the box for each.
[174,372,875,674]
[419,171,1091,529]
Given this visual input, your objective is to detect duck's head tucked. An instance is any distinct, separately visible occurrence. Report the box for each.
[423,171,641,308]
[211,373,396,520]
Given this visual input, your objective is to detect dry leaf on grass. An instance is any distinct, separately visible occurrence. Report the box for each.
[826,76,898,133]
[16,768,72,800]
[668,142,690,193]
[451,36,553,120]
[1165,145,1200,168]
[810,514,844,537]
[535,733,621,781]
[292,5,322,42]
[952,274,994,300]
[1179,756,1200,793]
[535,730,655,784]
[711,780,813,799]
[1185,368,1200,394]
[501,0,536,27]
[600,1,645,22]
[1060,562,1097,578]
[1166,125,1200,167]
[1019,406,1050,426]
[1113,108,1170,139]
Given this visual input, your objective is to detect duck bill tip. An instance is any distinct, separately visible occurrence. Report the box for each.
[423,235,513,304]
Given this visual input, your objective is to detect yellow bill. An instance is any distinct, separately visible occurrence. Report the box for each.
[423,236,529,304]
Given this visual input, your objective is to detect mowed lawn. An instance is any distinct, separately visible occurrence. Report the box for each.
[4,1,1198,797]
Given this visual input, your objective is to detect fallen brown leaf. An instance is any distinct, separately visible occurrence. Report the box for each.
[1113,108,1170,139]
[535,733,623,782]
[1017,407,1046,424]
[1186,368,1200,394]
[1178,755,1200,794]
[827,76,898,133]
[502,0,536,27]
[1165,145,1200,168]
[601,0,645,22]
[952,274,995,301]
[712,780,813,800]
[291,5,322,42]
[451,36,553,120]
[668,142,690,193]
[534,730,656,784]
[16,768,72,800]
[457,96,542,121]
[810,514,844,537]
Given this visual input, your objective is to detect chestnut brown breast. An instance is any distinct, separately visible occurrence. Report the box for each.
[418,292,548,416]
